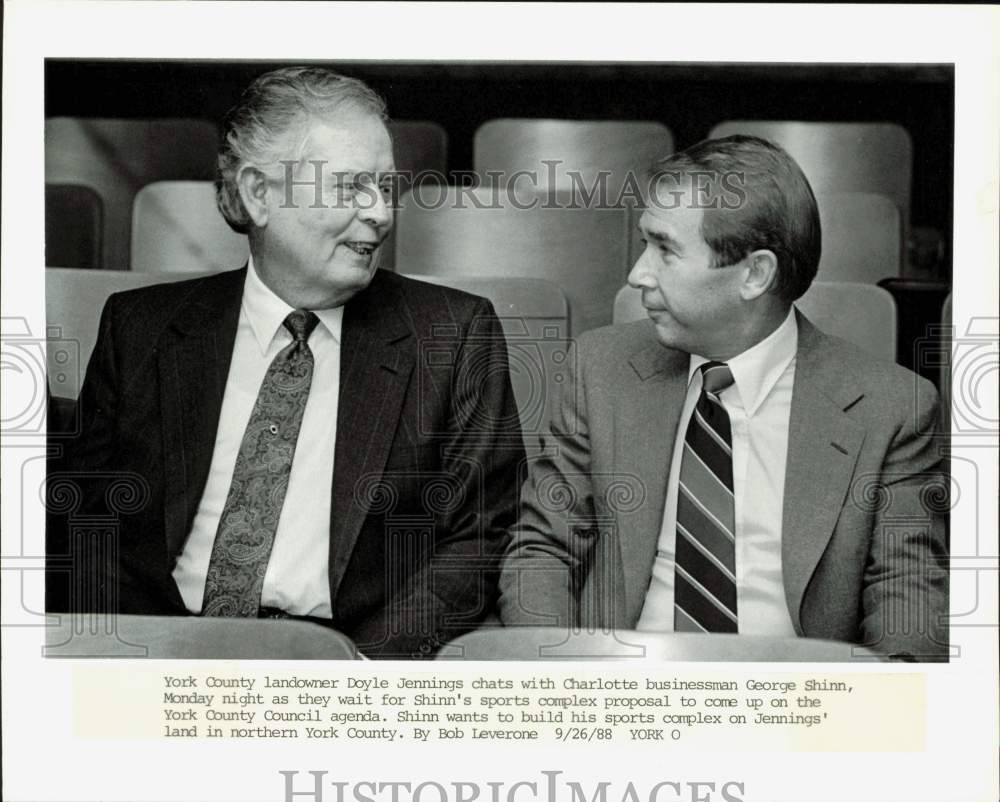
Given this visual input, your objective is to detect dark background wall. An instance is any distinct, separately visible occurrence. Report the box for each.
[45,59,954,270]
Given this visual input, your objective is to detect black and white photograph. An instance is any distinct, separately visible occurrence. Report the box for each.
[41,57,954,661]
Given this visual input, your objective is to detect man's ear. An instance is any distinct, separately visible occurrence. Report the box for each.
[237,165,270,228]
[740,249,779,301]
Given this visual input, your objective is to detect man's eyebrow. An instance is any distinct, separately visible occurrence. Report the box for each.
[637,224,681,251]
[321,170,378,184]
[325,169,397,181]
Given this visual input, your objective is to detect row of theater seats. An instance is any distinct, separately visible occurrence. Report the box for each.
[44,615,889,660]
[121,183,902,336]
[45,268,952,445]
[46,117,938,277]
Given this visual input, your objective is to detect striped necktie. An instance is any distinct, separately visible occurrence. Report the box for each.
[674,361,738,633]
[201,309,319,617]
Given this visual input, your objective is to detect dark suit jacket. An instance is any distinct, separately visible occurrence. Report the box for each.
[47,267,525,658]
[498,312,949,660]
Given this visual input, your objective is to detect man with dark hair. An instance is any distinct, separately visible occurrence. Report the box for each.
[48,67,525,658]
[499,135,948,660]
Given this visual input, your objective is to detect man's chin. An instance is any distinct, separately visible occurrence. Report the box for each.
[344,251,382,279]
[651,321,688,352]
[320,265,378,308]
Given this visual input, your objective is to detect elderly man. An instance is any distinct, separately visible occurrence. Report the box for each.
[498,135,948,660]
[48,67,524,658]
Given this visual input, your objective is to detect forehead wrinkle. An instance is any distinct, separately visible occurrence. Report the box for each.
[295,119,394,176]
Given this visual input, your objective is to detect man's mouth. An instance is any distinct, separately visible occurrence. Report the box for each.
[343,241,379,256]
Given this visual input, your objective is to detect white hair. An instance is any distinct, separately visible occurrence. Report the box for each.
[215,66,388,233]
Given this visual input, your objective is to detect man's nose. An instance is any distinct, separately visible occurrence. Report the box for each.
[627,251,656,290]
[358,187,392,229]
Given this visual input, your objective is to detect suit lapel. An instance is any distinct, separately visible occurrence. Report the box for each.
[782,313,866,633]
[328,272,415,605]
[616,333,689,625]
[158,269,244,560]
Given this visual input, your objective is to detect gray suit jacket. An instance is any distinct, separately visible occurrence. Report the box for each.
[498,311,949,660]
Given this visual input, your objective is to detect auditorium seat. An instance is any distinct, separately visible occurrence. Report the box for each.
[877,278,952,381]
[816,192,901,282]
[45,268,568,445]
[795,282,897,362]
[436,628,886,661]
[45,614,359,659]
[627,191,902,284]
[45,117,221,271]
[473,119,673,199]
[708,121,913,224]
[46,269,190,400]
[395,186,630,334]
[388,120,448,189]
[45,184,103,270]
[614,281,897,363]
[380,121,449,273]
[131,181,249,273]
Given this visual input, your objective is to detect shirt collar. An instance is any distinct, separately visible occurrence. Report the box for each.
[243,255,344,354]
[687,306,798,416]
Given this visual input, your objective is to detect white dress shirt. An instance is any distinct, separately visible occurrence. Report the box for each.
[636,308,799,635]
[172,257,342,617]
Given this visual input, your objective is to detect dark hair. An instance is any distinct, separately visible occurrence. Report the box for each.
[216,66,388,233]
[649,135,821,302]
